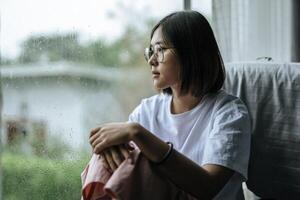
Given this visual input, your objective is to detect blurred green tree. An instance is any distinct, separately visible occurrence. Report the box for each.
[18,33,84,64]
[16,22,155,68]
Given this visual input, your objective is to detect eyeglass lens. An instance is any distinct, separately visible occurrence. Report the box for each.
[144,45,164,62]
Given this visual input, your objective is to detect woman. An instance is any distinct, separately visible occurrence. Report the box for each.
[90,11,251,200]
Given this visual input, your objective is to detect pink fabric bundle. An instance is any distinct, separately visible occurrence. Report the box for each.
[81,150,139,200]
[81,149,197,200]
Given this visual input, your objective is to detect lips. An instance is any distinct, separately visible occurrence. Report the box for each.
[152,71,160,78]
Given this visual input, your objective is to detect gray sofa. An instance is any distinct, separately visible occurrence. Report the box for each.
[223,62,300,199]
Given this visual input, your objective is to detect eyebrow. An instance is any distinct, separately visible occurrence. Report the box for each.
[150,41,165,46]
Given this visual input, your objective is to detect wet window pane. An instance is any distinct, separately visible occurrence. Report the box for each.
[0,0,211,199]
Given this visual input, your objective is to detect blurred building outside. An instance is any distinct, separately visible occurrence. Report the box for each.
[0,62,152,154]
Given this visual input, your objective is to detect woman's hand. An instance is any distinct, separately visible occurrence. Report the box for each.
[90,122,138,172]
[100,144,131,172]
[89,122,137,154]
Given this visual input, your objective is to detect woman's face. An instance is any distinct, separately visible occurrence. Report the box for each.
[148,27,181,91]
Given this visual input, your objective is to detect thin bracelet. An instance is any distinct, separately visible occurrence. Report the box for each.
[155,142,173,165]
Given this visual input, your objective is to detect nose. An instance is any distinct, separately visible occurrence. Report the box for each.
[148,54,158,66]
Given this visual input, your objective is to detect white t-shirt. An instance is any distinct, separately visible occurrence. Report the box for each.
[128,90,251,200]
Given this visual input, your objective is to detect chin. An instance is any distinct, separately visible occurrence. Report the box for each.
[153,79,172,90]
[153,81,165,90]
[153,85,168,92]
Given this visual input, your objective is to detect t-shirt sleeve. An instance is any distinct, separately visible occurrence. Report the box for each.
[202,98,251,180]
[128,103,142,123]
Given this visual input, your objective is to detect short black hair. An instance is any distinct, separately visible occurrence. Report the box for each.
[150,10,225,97]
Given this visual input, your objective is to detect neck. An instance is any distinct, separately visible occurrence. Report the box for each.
[170,91,202,114]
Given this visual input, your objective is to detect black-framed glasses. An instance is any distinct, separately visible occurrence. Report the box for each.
[144,44,174,63]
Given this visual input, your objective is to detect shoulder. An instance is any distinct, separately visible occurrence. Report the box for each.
[140,93,169,109]
[208,90,251,131]
[213,90,249,116]
[128,93,169,122]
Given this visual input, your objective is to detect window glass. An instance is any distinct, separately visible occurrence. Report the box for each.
[0,0,193,199]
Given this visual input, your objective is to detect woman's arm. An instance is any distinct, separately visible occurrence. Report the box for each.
[90,122,233,199]
[130,122,233,200]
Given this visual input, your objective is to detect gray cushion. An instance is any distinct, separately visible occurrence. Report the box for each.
[223,62,300,199]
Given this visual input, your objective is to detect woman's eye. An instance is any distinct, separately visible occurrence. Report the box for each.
[157,47,163,52]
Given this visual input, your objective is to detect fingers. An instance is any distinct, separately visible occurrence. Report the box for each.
[110,146,124,166]
[89,127,112,152]
[94,139,109,154]
[99,153,109,170]
[90,127,101,138]
[89,123,131,152]
[89,130,101,146]
[119,144,130,159]
[101,145,130,173]
[90,129,106,152]
[103,149,118,172]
